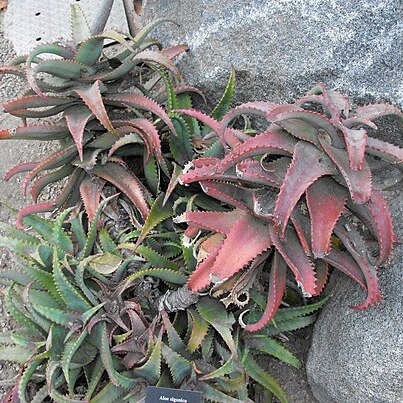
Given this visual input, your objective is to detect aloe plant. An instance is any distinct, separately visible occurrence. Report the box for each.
[177,83,403,331]
[0,5,190,228]
[0,199,327,402]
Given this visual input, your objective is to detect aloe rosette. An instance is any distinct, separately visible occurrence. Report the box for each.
[177,83,403,331]
[0,6,188,228]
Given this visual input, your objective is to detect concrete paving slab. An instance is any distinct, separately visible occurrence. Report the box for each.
[3,0,128,55]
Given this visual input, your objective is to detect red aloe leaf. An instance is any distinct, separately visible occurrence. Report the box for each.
[79,176,103,223]
[163,162,182,206]
[333,218,382,309]
[109,129,149,159]
[245,251,287,332]
[0,124,70,141]
[199,180,254,212]
[160,44,189,59]
[347,190,395,266]
[184,209,244,235]
[174,86,207,104]
[355,103,403,121]
[322,249,367,290]
[217,130,297,174]
[93,161,150,219]
[180,161,221,185]
[125,118,167,172]
[75,80,116,135]
[314,260,329,295]
[4,161,39,181]
[21,144,77,198]
[0,65,26,78]
[340,127,367,170]
[275,117,321,147]
[235,158,288,187]
[294,94,340,120]
[173,108,241,148]
[274,141,338,237]
[208,213,272,283]
[107,93,177,136]
[366,136,403,165]
[306,177,347,258]
[306,84,350,118]
[266,104,300,121]
[16,201,57,228]
[3,95,74,113]
[274,110,344,148]
[220,101,277,135]
[319,135,372,204]
[188,236,225,291]
[342,117,377,130]
[64,105,94,161]
[30,164,74,202]
[269,225,317,296]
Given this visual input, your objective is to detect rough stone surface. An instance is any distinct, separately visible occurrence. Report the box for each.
[306,189,403,403]
[3,0,128,55]
[142,0,403,145]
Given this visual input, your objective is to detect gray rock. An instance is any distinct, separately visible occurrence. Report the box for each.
[307,190,403,403]
[142,0,403,145]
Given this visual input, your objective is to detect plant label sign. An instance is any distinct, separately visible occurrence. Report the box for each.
[146,386,202,403]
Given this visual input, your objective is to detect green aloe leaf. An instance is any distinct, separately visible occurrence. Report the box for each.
[90,380,126,403]
[18,359,44,403]
[242,352,288,403]
[211,66,236,121]
[84,356,104,400]
[123,268,187,289]
[52,248,91,312]
[274,297,329,322]
[187,307,209,353]
[5,285,42,333]
[169,116,193,165]
[161,343,192,385]
[0,346,32,363]
[33,304,78,327]
[136,245,178,270]
[161,311,187,354]
[87,252,122,274]
[196,297,238,359]
[70,4,91,45]
[61,329,88,387]
[134,193,173,248]
[144,156,160,195]
[248,336,300,369]
[197,382,244,403]
[200,355,238,381]
[99,228,117,253]
[99,323,143,389]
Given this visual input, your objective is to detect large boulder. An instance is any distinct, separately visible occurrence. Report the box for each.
[142,0,402,144]
[306,191,403,403]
